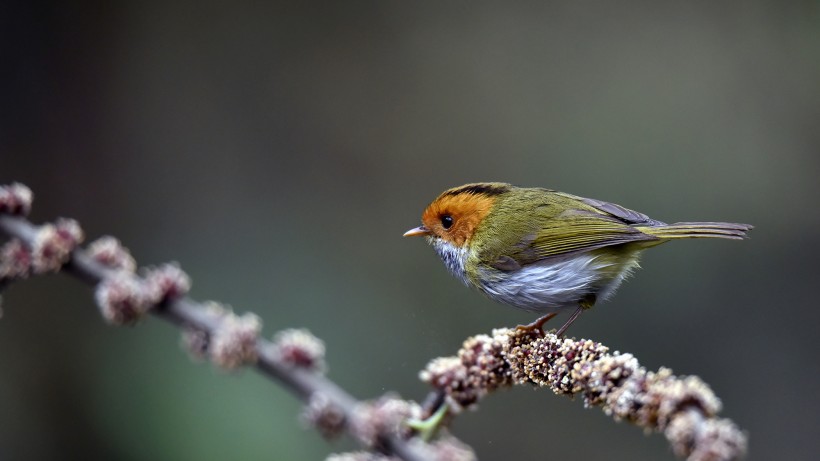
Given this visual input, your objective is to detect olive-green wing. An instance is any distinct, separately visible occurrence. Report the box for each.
[488,193,663,270]
[524,209,658,261]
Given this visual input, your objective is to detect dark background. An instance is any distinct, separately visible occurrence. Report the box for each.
[2,2,819,460]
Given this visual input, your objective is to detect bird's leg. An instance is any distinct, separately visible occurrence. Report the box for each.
[554,305,583,337]
[516,312,559,335]
[555,295,596,337]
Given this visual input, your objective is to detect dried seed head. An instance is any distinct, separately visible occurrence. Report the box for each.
[665,409,747,461]
[419,332,511,412]
[421,328,747,460]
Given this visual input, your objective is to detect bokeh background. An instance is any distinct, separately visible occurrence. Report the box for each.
[2,2,819,460]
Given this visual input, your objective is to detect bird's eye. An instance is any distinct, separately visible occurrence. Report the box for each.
[441,215,454,229]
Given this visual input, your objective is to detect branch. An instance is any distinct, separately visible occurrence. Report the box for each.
[420,328,748,461]
[0,183,472,461]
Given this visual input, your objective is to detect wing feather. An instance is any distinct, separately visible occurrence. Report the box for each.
[480,189,663,271]
[527,211,657,260]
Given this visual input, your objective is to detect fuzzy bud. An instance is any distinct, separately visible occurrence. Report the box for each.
[143,263,191,304]
[86,236,136,272]
[273,328,326,372]
[0,239,32,280]
[303,392,346,439]
[350,395,421,449]
[30,218,84,273]
[95,273,151,325]
[0,183,33,216]
[180,328,210,361]
[180,302,230,361]
[210,312,262,369]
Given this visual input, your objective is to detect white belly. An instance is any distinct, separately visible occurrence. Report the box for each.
[478,253,635,313]
[429,238,640,314]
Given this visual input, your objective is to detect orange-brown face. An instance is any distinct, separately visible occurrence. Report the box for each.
[404,183,510,247]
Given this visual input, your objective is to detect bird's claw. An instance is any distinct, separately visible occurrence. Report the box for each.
[515,312,559,336]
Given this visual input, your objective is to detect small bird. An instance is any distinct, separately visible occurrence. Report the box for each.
[404,183,752,336]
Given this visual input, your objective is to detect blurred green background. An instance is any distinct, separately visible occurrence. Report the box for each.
[2,2,819,460]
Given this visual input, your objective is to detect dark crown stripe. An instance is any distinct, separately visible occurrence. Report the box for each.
[444,183,511,197]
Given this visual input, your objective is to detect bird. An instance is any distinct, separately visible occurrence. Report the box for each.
[404,182,752,336]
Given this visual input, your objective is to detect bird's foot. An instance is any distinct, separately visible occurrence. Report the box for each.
[515,312,559,336]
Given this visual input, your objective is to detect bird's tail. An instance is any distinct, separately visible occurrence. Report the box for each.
[638,222,753,240]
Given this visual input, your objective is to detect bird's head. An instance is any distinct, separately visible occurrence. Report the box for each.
[403,182,511,248]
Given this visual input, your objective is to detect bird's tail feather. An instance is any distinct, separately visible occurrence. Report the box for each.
[638,222,753,240]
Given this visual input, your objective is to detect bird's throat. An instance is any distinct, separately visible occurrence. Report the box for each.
[428,238,470,287]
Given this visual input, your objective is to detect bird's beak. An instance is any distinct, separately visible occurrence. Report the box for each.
[403,225,431,237]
